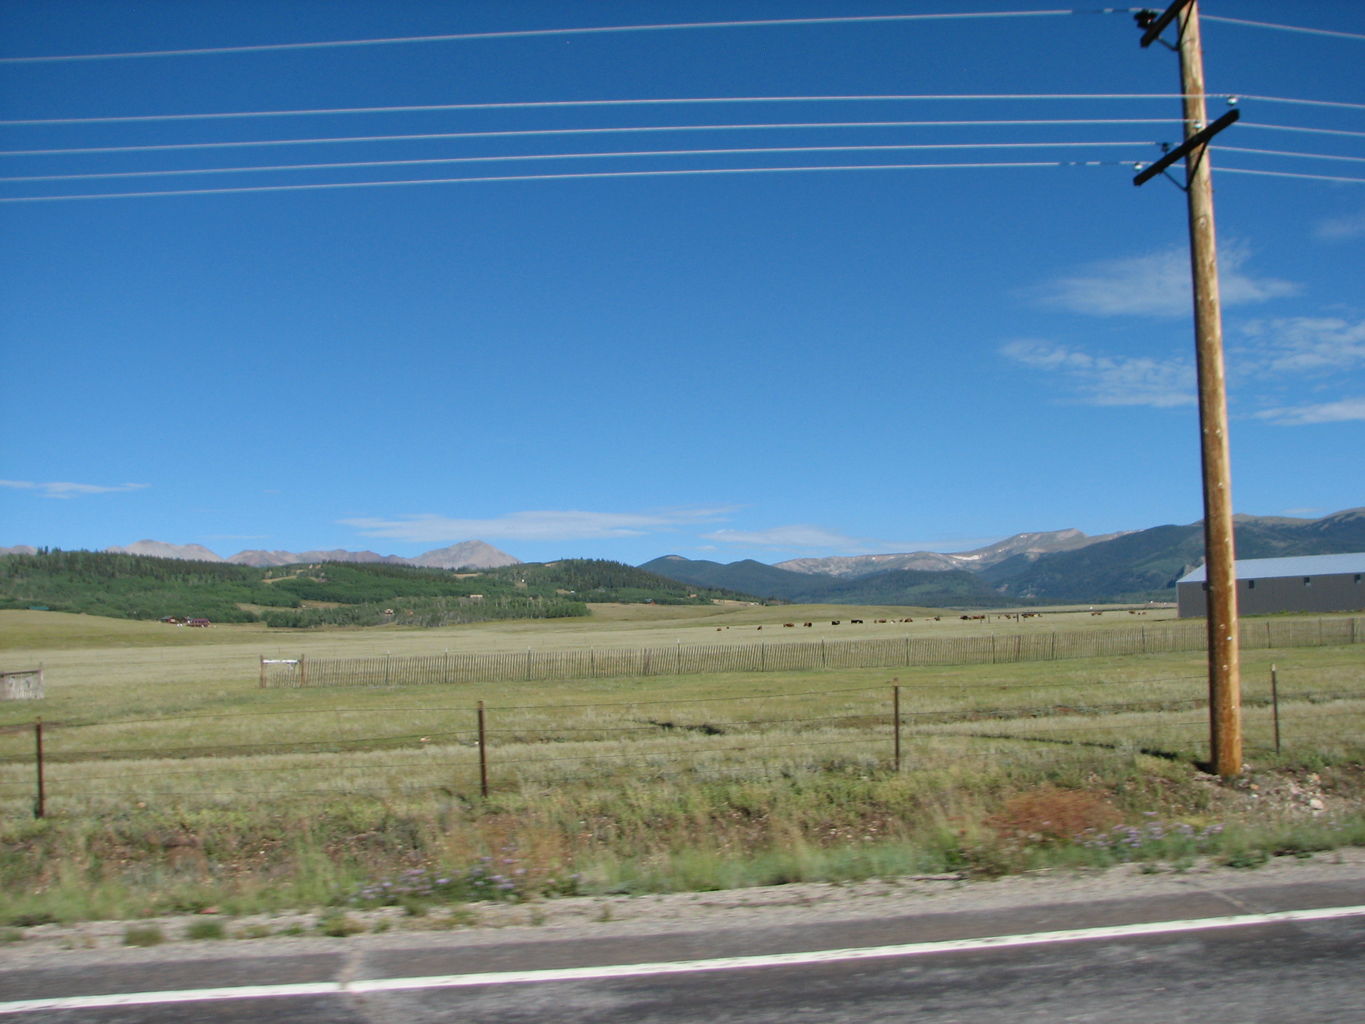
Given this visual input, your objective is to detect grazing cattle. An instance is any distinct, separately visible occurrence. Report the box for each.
[783,623,795,628]
[803,621,813,627]
[831,620,841,626]
[851,619,864,624]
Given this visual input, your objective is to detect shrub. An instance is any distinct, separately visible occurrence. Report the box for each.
[186,919,226,941]
[122,924,165,947]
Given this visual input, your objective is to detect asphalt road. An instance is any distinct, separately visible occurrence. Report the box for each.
[2,861,1363,1023]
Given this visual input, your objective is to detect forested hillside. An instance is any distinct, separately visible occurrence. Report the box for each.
[0,550,289,623]
[0,552,728,627]
[983,509,1365,602]
[639,556,1010,607]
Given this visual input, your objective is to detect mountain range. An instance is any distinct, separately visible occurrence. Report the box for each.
[640,508,1365,606]
[0,539,522,572]
[5,507,1363,606]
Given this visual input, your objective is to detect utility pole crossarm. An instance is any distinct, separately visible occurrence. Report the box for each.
[1133,107,1239,187]
[1137,0,1194,48]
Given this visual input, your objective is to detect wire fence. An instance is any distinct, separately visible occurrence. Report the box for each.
[4,658,1361,817]
[259,616,1364,688]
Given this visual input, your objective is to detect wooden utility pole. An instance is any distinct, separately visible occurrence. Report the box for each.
[1138,0,1242,777]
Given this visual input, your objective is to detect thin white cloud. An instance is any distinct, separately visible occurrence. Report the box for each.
[0,479,148,500]
[1235,316,1365,376]
[701,525,992,554]
[1254,397,1365,426]
[702,524,867,550]
[1030,244,1297,317]
[341,506,736,543]
[1314,209,1365,241]
[1000,339,1195,407]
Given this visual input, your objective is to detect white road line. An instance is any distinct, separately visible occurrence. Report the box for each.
[3,904,1364,1015]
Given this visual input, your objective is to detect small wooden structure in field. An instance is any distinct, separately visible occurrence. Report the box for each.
[1,666,44,700]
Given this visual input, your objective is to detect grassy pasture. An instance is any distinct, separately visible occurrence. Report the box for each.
[0,606,1361,926]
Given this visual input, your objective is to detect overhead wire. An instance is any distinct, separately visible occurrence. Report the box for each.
[0,159,1135,203]
[1201,15,1365,42]
[0,94,1196,127]
[1242,121,1365,140]
[0,118,1182,158]
[1231,94,1365,112]
[1216,145,1365,165]
[1216,167,1365,185]
[0,9,1140,64]
[0,140,1158,185]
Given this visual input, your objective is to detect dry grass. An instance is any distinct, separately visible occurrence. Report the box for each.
[0,606,1361,924]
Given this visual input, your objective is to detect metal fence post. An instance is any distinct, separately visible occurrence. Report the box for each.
[477,700,489,798]
[892,683,901,773]
[1270,664,1281,755]
[34,718,45,819]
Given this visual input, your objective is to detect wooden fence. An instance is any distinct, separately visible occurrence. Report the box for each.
[260,615,1362,689]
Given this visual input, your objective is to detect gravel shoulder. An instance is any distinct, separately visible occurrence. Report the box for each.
[5,848,1364,970]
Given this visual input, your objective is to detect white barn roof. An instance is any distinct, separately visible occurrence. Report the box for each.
[1178,552,1365,584]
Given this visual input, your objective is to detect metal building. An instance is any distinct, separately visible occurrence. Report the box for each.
[1177,552,1365,618]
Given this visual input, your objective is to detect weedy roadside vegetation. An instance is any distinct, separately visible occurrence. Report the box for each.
[0,607,1361,926]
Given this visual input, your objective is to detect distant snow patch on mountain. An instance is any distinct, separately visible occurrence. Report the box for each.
[775,528,1131,578]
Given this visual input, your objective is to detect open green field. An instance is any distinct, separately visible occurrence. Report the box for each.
[1,605,1362,929]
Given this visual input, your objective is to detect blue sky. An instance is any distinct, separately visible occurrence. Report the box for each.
[2,1,1362,566]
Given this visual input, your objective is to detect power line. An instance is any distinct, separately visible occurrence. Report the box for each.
[1218,166,1365,185]
[0,159,1127,203]
[0,140,1154,184]
[0,10,1137,64]
[0,118,1179,158]
[1216,145,1365,165]
[1243,121,1365,140]
[1202,15,1365,42]
[0,94,1192,128]
[1232,94,1365,112]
